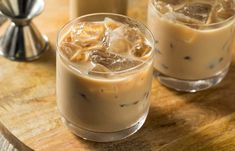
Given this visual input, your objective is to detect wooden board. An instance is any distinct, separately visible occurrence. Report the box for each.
[1,0,235,150]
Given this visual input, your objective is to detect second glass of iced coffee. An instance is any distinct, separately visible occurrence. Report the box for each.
[57,13,155,142]
[148,0,235,92]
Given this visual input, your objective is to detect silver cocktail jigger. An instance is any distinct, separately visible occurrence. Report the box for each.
[0,0,49,61]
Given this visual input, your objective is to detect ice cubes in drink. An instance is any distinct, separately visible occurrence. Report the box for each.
[89,50,142,72]
[110,25,144,44]
[176,2,212,23]
[109,38,132,54]
[221,0,235,11]
[108,24,148,55]
[60,18,152,74]
[211,0,235,22]
[88,64,112,77]
[60,42,82,58]
[70,22,105,47]
[153,0,186,14]
[154,1,174,14]
[155,0,235,25]
[104,17,122,30]
[90,64,111,72]
[124,27,145,44]
[131,43,152,58]
[108,24,152,58]
[70,51,89,62]
[158,0,185,6]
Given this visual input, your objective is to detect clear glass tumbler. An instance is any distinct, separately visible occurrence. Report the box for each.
[56,13,155,142]
[148,0,235,92]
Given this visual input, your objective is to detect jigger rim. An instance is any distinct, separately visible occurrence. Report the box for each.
[0,0,45,20]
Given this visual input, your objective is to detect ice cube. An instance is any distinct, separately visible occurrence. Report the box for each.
[221,0,235,10]
[88,64,111,75]
[70,22,105,47]
[158,0,186,6]
[70,51,89,62]
[131,43,152,58]
[103,18,123,48]
[104,17,122,30]
[176,2,212,23]
[110,25,145,45]
[154,1,174,14]
[89,50,142,71]
[216,8,235,20]
[60,42,82,58]
[90,64,111,72]
[207,0,235,23]
[83,42,106,52]
[124,27,145,44]
[153,0,186,14]
[101,28,111,48]
[107,25,146,55]
[88,64,112,77]
[217,0,235,20]
[109,38,132,54]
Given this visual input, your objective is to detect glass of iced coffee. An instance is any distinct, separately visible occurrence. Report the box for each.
[148,0,235,92]
[56,13,155,142]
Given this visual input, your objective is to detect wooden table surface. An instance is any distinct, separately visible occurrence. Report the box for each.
[1,0,235,151]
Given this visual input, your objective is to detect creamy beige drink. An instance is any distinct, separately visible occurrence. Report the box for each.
[148,0,235,92]
[57,14,154,142]
[69,0,127,20]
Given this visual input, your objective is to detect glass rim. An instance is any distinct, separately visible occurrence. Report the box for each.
[56,13,155,76]
[150,0,235,28]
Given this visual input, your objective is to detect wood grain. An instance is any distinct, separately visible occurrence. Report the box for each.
[0,0,235,150]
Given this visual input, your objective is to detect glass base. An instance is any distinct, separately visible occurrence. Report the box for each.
[61,113,148,142]
[155,67,229,92]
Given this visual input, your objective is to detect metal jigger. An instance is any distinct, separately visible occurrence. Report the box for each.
[0,0,49,61]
